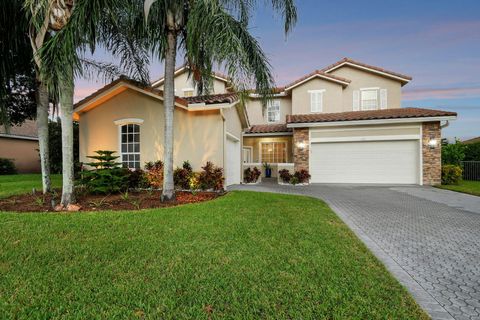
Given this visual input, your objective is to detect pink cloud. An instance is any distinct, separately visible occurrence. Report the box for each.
[403,86,480,100]
[74,85,104,103]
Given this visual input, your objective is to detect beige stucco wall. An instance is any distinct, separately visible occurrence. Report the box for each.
[0,137,40,173]
[246,97,292,125]
[156,71,227,96]
[328,65,402,111]
[243,136,293,163]
[79,89,225,171]
[291,78,344,114]
[223,106,243,139]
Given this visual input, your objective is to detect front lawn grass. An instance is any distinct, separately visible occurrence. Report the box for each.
[0,191,427,319]
[437,180,480,197]
[0,174,62,198]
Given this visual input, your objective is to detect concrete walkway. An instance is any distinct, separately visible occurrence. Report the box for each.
[230,181,480,320]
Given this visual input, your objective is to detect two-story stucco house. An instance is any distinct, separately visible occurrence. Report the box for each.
[74,58,457,186]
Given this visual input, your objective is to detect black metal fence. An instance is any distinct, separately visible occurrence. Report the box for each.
[462,161,480,181]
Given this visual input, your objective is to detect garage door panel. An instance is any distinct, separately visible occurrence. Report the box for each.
[310,140,419,184]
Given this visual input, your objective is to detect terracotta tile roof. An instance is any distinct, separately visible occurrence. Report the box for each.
[185,93,238,105]
[244,123,292,134]
[463,136,480,144]
[286,108,457,124]
[74,77,188,110]
[322,57,412,81]
[284,70,351,90]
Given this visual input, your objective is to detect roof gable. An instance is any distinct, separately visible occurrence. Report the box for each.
[151,65,230,88]
[284,70,351,91]
[323,58,412,86]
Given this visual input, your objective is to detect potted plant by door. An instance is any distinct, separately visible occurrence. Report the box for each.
[263,162,272,178]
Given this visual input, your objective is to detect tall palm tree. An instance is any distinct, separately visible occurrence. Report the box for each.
[27,0,150,206]
[144,0,297,201]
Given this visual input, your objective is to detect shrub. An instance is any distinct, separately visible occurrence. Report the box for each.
[441,164,463,185]
[79,150,128,194]
[294,169,311,183]
[279,169,292,183]
[442,140,465,165]
[464,142,480,161]
[198,161,224,191]
[144,160,164,189]
[127,169,148,189]
[0,158,17,175]
[290,176,299,185]
[174,161,193,189]
[244,167,261,183]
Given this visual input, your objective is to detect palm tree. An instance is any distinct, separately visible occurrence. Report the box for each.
[144,0,297,201]
[27,0,150,206]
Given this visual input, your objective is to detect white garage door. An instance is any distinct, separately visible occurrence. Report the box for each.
[310,140,419,184]
[225,137,241,186]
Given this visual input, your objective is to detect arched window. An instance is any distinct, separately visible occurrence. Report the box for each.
[120,123,140,169]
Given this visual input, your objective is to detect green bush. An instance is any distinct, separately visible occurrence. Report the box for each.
[464,142,480,161]
[442,140,465,165]
[79,150,128,194]
[441,164,463,185]
[0,158,17,175]
[127,169,149,189]
[174,161,193,189]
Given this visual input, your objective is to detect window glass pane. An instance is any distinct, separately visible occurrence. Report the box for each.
[133,134,139,142]
[121,134,127,143]
[121,125,127,133]
[361,90,378,110]
[122,144,127,152]
[134,144,140,153]
[261,142,286,163]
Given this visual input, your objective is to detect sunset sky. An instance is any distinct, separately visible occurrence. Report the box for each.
[75,0,480,139]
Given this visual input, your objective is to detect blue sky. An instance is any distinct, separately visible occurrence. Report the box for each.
[76,0,480,139]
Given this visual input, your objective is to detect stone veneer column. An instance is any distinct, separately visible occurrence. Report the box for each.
[293,128,309,172]
[422,121,441,185]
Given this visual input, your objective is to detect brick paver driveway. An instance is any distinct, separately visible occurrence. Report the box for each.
[230,182,480,320]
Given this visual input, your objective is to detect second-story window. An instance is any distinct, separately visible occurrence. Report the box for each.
[182,88,194,97]
[267,100,280,123]
[309,90,324,112]
[360,89,378,110]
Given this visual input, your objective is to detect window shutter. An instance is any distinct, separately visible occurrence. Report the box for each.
[380,89,387,109]
[353,90,360,111]
[319,92,323,112]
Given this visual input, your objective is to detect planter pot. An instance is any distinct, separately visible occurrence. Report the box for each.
[265,168,272,178]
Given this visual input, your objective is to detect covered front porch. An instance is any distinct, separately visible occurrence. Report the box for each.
[242,124,294,179]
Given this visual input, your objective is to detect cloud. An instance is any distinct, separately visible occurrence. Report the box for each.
[403,85,480,100]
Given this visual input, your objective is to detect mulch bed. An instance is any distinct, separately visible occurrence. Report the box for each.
[0,190,221,213]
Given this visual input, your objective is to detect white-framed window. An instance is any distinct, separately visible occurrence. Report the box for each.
[309,90,325,112]
[260,142,287,163]
[120,123,140,169]
[182,88,194,97]
[267,100,281,123]
[360,88,379,110]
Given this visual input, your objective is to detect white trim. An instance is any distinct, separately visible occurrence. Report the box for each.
[243,162,262,166]
[307,89,326,93]
[74,81,188,114]
[187,101,239,111]
[242,146,253,163]
[360,87,380,90]
[310,134,420,143]
[226,132,240,142]
[113,118,144,126]
[249,92,288,98]
[243,132,293,137]
[419,125,423,186]
[182,87,194,91]
[285,74,350,91]
[287,116,457,128]
[324,62,411,83]
[0,134,39,141]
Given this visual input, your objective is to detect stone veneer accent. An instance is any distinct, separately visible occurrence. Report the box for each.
[293,128,309,171]
[422,121,441,185]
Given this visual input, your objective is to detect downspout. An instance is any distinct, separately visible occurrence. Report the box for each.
[441,120,450,129]
[220,109,226,185]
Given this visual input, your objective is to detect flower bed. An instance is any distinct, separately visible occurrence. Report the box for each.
[0,190,220,212]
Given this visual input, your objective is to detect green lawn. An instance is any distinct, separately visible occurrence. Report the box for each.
[0,191,427,319]
[437,180,480,197]
[0,174,62,198]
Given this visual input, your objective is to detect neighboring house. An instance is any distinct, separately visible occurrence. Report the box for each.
[0,120,40,173]
[463,137,480,144]
[74,58,457,186]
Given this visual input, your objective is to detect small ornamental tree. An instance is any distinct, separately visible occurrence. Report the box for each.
[80,150,128,194]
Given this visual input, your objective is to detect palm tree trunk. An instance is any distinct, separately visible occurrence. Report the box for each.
[161,26,177,202]
[59,67,75,206]
[36,72,51,193]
